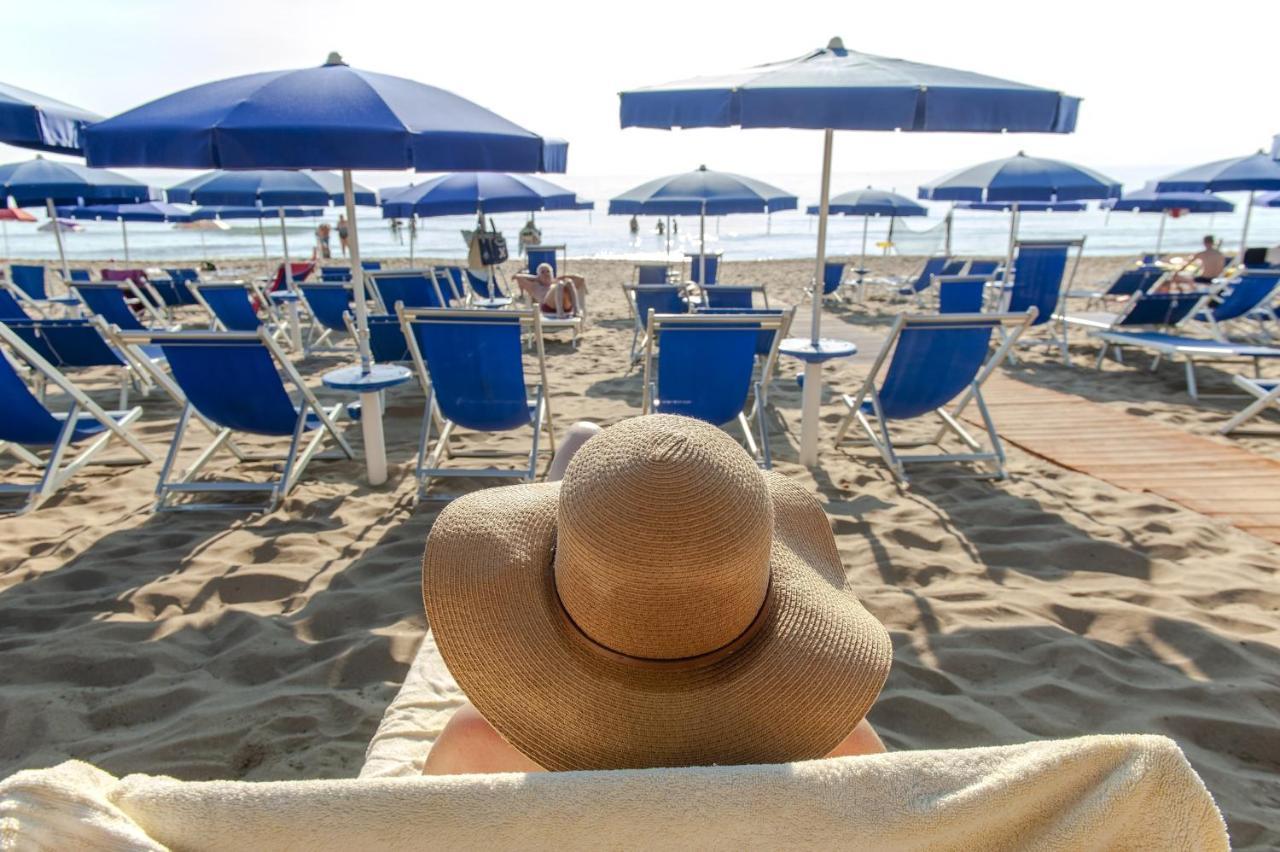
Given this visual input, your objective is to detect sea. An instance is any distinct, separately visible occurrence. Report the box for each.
[4,170,1277,265]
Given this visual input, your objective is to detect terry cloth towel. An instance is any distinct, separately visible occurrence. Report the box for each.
[0,633,1229,852]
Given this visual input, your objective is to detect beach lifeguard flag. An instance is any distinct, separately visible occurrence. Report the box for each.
[620,39,1082,466]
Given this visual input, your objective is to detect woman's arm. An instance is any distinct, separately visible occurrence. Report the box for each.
[824,718,887,758]
[423,702,544,775]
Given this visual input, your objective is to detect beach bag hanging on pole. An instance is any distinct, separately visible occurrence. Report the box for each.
[471,217,509,266]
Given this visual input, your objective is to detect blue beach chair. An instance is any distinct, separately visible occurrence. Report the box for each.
[1190,269,1280,340]
[117,329,353,512]
[963,259,1002,278]
[935,275,989,314]
[525,245,564,275]
[0,324,153,514]
[190,280,291,348]
[0,288,39,321]
[398,307,554,499]
[1067,264,1165,309]
[1001,239,1084,364]
[297,283,355,353]
[73,281,168,332]
[321,266,352,282]
[686,253,722,285]
[1062,290,1206,339]
[430,268,466,305]
[625,284,689,362]
[3,317,153,407]
[693,306,795,411]
[896,257,963,301]
[464,268,513,309]
[703,284,768,310]
[633,263,671,285]
[642,311,785,468]
[9,264,79,311]
[834,310,1038,481]
[155,268,201,307]
[367,270,447,311]
[810,260,847,303]
[349,313,412,364]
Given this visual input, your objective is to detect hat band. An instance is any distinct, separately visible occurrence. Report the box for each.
[552,564,775,672]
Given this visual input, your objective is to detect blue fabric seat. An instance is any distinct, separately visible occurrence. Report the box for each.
[686,253,721,285]
[1003,240,1084,364]
[897,257,963,298]
[936,276,988,314]
[400,308,553,499]
[1067,264,1165,306]
[123,331,353,511]
[964,259,1001,277]
[321,266,352,282]
[192,281,291,349]
[368,270,447,310]
[297,283,354,353]
[703,284,766,310]
[0,288,36,321]
[835,311,1037,480]
[634,263,671,285]
[643,311,786,467]
[155,268,200,306]
[626,284,688,361]
[1192,270,1280,337]
[363,314,412,363]
[1090,329,1280,400]
[819,260,846,299]
[72,282,151,331]
[525,246,560,274]
[0,324,153,514]
[464,268,512,308]
[10,264,49,300]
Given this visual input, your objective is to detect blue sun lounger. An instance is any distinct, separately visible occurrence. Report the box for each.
[190,280,291,348]
[348,313,413,364]
[834,310,1037,481]
[464,268,513,309]
[398,307,555,500]
[154,268,200,307]
[295,282,355,353]
[525,245,565,275]
[896,257,964,302]
[693,306,794,412]
[1221,377,1280,434]
[625,284,689,362]
[806,261,848,303]
[1066,264,1165,309]
[1060,290,1207,335]
[935,275,989,314]
[963,259,1002,278]
[0,323,153,514]
[116,330,353,512]
[686,253,722,285]
[1189,269,1280,340]
[1090,330,1280,400]
[8,264,79,311]
[703,284,769,310]
[642,311,785,468]
[367,270,449,312]
[1001,239,1084,364]
[0,288,39,321]
[2,316,156,407]
[633,263,672,285]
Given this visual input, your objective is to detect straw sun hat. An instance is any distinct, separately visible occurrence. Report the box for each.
[423,414,892,771]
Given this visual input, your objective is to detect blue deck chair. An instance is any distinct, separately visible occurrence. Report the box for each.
[72,281,168,332]
[686,253,722,285]
[1191,270,1280,340]
[703,284,769,310]
[642,311,785,467]
[634,263,671,285]
[1002,239,1084,364]
[297,283,355,353]
[64,269,92,283]
[10,263,79,311]
[1062,291,1208,379]
[367,270,447,311]
[1089,330,1280,400]
[190,281,290,347]
[1067,264,1165,309]
[936,275,989,314]
[349,313,412,364]
[156,268,200,307]
[117,329,353,511]
[465,268,513,308]
[362,260,381,272]
[693,306,795,412]
[0,324,153,514]
[964,260,1001,277]
[834,310,1037,481]
[320,267,350,282]
[430,268,466,305]
[525,245,564,275]
[896,257,963,300]
[625,284,689,362]
[4,317,150,407]
[398,306,554,499]
[0,288,38,321]
[809,260,847,303]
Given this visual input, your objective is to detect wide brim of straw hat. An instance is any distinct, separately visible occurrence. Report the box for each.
[423,471,892,772]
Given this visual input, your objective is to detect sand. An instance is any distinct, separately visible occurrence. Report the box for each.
[0,254,1277,848]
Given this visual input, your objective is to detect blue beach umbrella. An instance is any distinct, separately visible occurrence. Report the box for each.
[0,157,151,278]
[920,152,1120,275]
[86,51,568,383]
[1154,151,1280,252]
[1101,184,1233,254]
[167,169,375,268]
[805,188,926,283]
[608,165,797,280]
[0,82,101,155]
[958,200,1087,212]
[56,200,193,261]
[619,37,1082,466]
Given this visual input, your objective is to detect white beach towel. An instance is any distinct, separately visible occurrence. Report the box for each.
[0,631,1229,851]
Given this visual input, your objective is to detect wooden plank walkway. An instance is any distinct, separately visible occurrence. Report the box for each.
[965,376,1280,544]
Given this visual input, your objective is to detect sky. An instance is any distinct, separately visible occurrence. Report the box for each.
[3,0,1277,202]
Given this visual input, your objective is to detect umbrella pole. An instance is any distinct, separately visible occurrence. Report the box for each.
[278,207,293,288]
[258,217,268,260]
[699,203,706,286]
[278,207,302,351]
[944,204,954,256]
[2,220,8,257]
[799,128,835,468]
[45,199,71,288]
[121,218,130,262]
[886,216,895,255]
[858,214,868,285]
[1155,211,1167,256]
[1239,190,1255,255]
[409,216,415,265]
[342,169,373,372]
[1003,202,1019,291]
[199,230,207,262]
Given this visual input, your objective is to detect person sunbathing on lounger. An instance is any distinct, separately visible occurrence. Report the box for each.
[1161,235,1226,291]
[512,262,588,316]
[421,414,892,775]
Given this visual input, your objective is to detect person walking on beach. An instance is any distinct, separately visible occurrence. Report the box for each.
[421,414,891,775]
[337,215,350,257]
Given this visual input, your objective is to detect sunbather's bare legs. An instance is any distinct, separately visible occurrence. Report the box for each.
[423,703,885,775]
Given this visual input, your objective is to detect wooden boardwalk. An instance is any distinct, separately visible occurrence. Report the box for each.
[966,376,1280,544]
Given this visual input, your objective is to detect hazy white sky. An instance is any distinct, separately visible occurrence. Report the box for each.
[4,0,1276,199]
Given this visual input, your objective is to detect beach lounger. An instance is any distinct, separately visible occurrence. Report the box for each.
[624,284,689,362]
[895,257,963,302]
[1000,239,1084,365]
[2,317,157,407]
[962,259,1001,277]
[1059,290,1206,335]
[1090,330,1280,400]
[367,270,448,312]
[935,275,989,314]
[633,262,671,285]
[694,306,794,411]
[464,268,513,309]
[320,265,352,282]
[0,323,153,515]
[834,310,1037,481]
[685,252,722,285]
[1220,376,1280,434]
[190,280,291,348]
[525,245,565,275]
[0,288,41,321]
[296,283,356,353]
[642,311,784,467]
[703,284,769,310]
[72,280,169,332]
[116,329,353,512]
[1066,264,1165,308]
[398,307,554,499]
[158,268,201,307]
[8,263,79,311]
[534,279,587,347]
[805,261,848,303]
[1188,269,1280,340]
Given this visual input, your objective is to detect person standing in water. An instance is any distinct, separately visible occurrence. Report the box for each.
[337,214,350,257]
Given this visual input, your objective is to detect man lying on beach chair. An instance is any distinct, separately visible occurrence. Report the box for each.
[834,310,1037,481]
[116,329,353,512]
[0,323,154,515]
[642,311,784,468]
[398,306,555,500]
[512,263,588,346]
